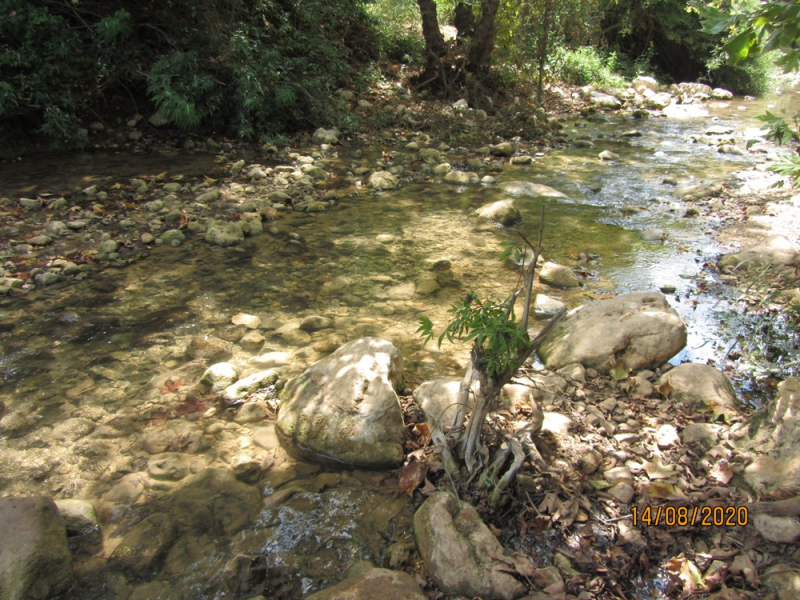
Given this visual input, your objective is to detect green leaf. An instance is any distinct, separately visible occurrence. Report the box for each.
[725,29,758,63]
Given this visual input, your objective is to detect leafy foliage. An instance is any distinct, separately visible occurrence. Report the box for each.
[417,291,529,379]
[0,0,379,147]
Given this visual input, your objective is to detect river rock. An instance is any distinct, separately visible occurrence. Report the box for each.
[539,261,580,288]
[474,199,521,226]
[312,128,340,145]
[490,142,514,156]
[252,351,292,368]
[414,378,474,432]
[642,91,672,109]
[718,235,799,281]
[499,181,569,200]
[632,76,658,94]
[444,170,479,185]
[0,496,74,600]
[711,87,733,99]
[222,370,279,404]
[232,313,261,329]
[147,452,193,480]
[598,150,620,161]
[306,568,427,600]
[186,335,233,362]
[168,468,261,536]
[657,363,737,419]
[538,292,686,373]
[299,315,334,331]
[753,513,800,544]
[533,294,566,318]
[418,148,441,163]
[277,337,405,469]
[55,499,98,538]
[109,513,177,576]
[433,163,452,175]
[205,220,244,247]
[414,492,526,600]
[590,90,623,109]
[367,171,398,190]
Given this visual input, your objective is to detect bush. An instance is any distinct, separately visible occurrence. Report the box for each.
[707,53,777,96]
[550,46,627,88]
[0,0,380,148]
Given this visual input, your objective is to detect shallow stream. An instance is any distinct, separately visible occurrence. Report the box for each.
[0,90,797,598]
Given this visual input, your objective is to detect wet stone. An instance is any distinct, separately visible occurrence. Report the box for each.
[147,452,193,480]
[109,513,177,576]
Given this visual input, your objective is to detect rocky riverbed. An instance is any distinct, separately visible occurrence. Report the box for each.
[2,77,800,599]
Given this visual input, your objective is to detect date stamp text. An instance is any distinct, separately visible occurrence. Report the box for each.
[631,505,748,527]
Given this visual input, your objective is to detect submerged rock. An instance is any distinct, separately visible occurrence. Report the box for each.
[538,292,686,373]
[205,220,244,247]
[277,337,405,468]
[414,492,526,600]
[306,568,427,600]
[499,181,569,200]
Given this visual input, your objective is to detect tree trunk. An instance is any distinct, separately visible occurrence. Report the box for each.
[467,0,501,75]
[417,0,445,72]
[536,0,554,106]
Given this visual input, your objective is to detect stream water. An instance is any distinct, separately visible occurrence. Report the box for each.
[0,90,798,598]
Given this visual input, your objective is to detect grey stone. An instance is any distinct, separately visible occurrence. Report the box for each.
[490,142,514,156]
[474,199,520,226]
[205,220,244,247]
[222,370,279,404]
[539,292,686,374]
[277,337,405,468]
[413,492,526,600]
[539,261,580,288]
[719,235,799,281]
[499,181,568,200]
[444,170,479,185]
[367,171,399,190]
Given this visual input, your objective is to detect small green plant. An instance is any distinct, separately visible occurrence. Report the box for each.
[417,292,529,379]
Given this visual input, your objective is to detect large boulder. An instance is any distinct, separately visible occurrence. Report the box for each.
[538,292,686,373]
[306,568,427,600]
[414,492,526,600]
[276,337,405,469]
[718,235,799,281]
[0,496,74,600]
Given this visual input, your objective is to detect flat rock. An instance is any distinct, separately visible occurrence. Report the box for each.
[657,363,737,420]
[538,292,686,374]
[499,181,569,200]
[414,492,526,600]
[277,337,405,468]
[719,235,799,281]
[0,496,74,600]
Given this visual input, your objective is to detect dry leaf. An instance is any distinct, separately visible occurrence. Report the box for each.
[643,456,677,480]
[648,482,689,501]
[665,553,706,599]
[657,381,673,398]
[160,377,183,394]
[709,459,734,485]
[730,554,759,588]
[397,460,427,497]
[418,478,437,497]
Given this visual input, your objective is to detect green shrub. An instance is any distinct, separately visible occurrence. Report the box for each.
[707,52,777,96]
[551,46,627,88]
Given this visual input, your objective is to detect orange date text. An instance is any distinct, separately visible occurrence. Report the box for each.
[630,505,748,527]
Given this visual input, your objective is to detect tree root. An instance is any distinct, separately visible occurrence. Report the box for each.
[490,439,525,508]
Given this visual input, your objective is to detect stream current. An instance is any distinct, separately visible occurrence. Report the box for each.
[0,92,796,598]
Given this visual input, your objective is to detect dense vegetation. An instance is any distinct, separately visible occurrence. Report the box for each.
[0,0,782,150]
